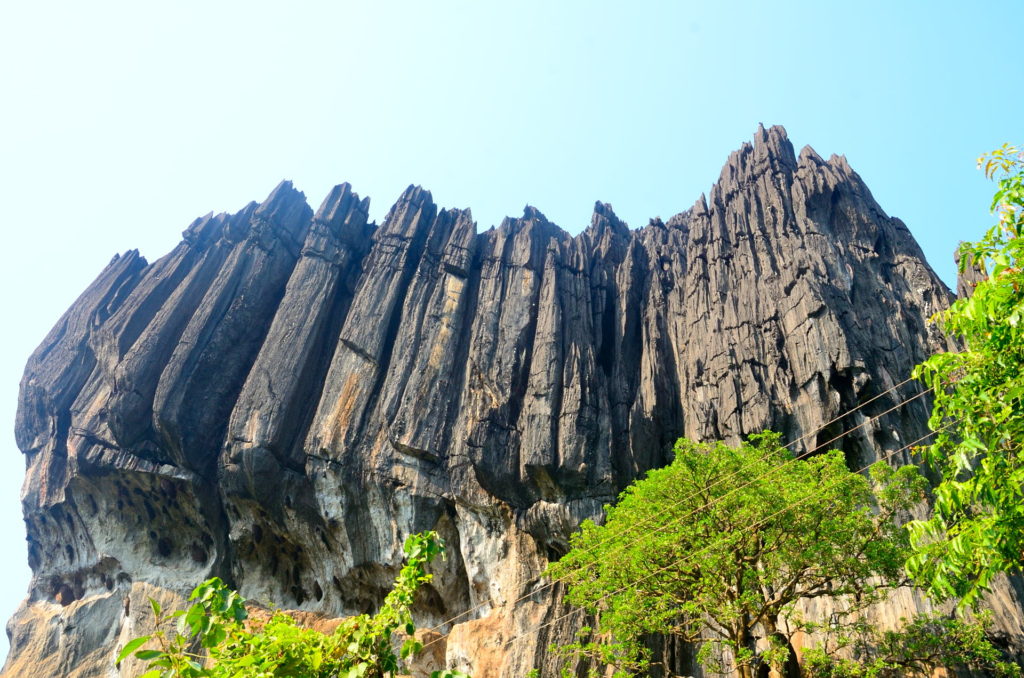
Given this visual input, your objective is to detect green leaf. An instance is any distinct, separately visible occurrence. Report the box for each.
[116,636,150,665]
[175,611,190,637]
[203,624,226,648]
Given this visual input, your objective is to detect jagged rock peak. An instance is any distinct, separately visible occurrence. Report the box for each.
[798,144,825,167]
[521,204,549,222]
[314,182,368,226]
[585,201,629,239]
[256,179,306,215]
[711,124,798,206]
[753,122,798,169]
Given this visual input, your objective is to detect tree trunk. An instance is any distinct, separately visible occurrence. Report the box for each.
[778,639,801,678]
[763,616,801,678]
[735,626,755,678]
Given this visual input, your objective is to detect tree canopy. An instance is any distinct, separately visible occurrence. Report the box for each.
[546,432,926,678]
[907,144,1024,606]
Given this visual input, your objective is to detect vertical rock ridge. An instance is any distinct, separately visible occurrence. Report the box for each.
[151,182,312,474]
[101,206,266,462]
[306,186,439,458]
[16,250,148,508]
[380,208,478,463]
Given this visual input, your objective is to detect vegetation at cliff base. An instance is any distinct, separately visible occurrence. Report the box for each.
[907,144,1024,606]
[543,432,1020,677]
[545,432,927,678]
[801,610,1020,677]
[118,531,468,678]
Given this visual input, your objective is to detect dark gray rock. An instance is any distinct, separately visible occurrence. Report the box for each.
[955,241,988,298]
[8,127,1022,677]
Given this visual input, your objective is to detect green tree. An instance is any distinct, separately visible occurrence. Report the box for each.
[546,433,926,678]
[117,531,469,678]
[907,144,1024,606]
[802,611,1020,678]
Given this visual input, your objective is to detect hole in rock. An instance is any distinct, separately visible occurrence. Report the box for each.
[54,583,76,606]
[190,543,208,563]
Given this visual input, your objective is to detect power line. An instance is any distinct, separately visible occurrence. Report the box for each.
[423,380,930,639]
[538,385,933,583]
[499,424,948,653]
[784,375,919,452]
[421,380,935,646]
[577,384,934,572]
[576,376,925,568]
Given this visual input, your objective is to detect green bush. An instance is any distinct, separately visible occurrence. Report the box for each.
[908,144,1024,606]
[117,531,469,678]
[802,611,1020,678]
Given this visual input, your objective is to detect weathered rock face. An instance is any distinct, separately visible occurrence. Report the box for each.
[7,126,1022,677]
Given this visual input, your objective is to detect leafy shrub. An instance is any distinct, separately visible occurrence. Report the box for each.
[908,144,1024,606]
[117,531,469,678]
[802,611,1021,678]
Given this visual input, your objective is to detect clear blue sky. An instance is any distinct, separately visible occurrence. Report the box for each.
[0,0,1020,664]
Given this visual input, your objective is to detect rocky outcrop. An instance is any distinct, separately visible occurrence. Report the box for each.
[955,241,988,298]
[8,126,1022,677]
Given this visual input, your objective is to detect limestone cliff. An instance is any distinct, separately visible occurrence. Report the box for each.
[7,126,1022,677]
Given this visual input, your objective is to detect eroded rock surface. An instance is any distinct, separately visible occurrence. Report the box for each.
[8,126,1022,677]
